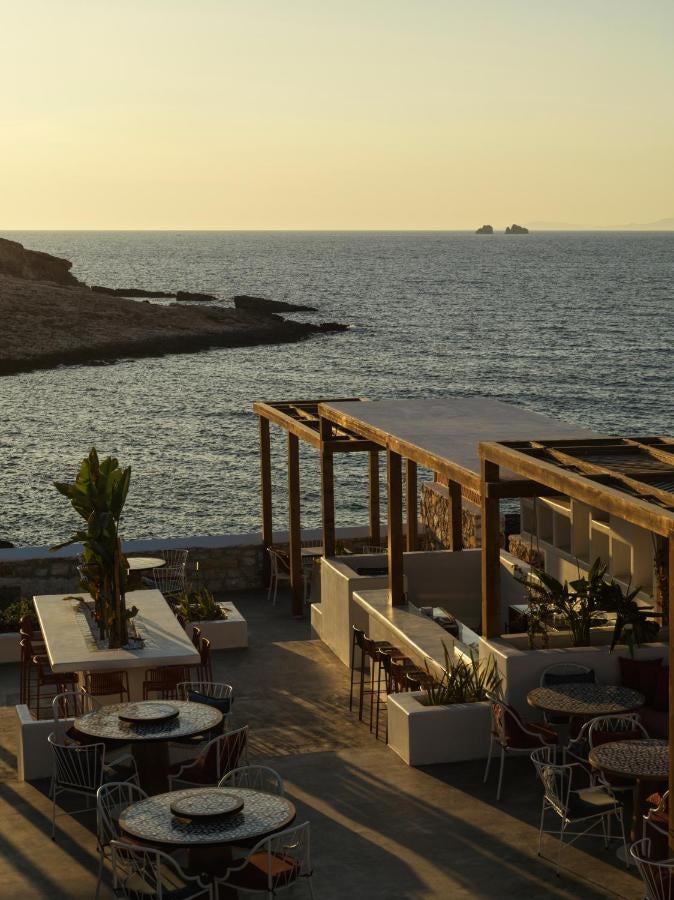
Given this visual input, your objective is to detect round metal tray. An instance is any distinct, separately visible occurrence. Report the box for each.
[118,702,180,724]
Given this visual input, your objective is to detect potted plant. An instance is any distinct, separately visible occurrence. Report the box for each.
[423,644,500,706]
[52,448,137,649]
[176,588,226,623]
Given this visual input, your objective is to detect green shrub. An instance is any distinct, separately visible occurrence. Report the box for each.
[0,598,34,633]
[423,642,500,706]
[176,588,225,623]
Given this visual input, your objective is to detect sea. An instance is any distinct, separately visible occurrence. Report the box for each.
[1,230,672,548]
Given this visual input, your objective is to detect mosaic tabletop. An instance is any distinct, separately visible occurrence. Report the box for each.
[119,787,296,846]
[74,700,222,742]
[589,739,669,780]
[527,684,645,717]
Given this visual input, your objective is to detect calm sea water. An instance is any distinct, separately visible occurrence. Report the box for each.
[1,231,672,547]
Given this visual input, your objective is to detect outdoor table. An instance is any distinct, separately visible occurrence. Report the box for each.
[73,700,222,794]
[127,556,166,571]
[589,738,668,842]
[527,683,645,719]
[119,786,296,886]
[300,546,324,558]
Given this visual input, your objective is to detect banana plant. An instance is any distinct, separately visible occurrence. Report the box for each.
[51,448,136,649]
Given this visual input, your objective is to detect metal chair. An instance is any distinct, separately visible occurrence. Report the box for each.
[531,746,627,874]
[48,733,139,839]
[52,689,100,742]
[219,765,284,795]
[96,781,149,899]
[151,548,189,602]
[110,839,213,899]
[168,725,249,789]
[630,838,674,899]
[142,665,190,700]
[267,548,291,606]
[587,714,649,795]
[191,624,202,650]
[178,681,233,716]
[26,643,77,720]
[198,637,213,683]
[564,712,643,766]
[215,822,313,898]
[84,669,130,703]
[484,692,557,801]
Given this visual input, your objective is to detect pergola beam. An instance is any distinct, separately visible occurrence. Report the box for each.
[259,416,273,582]
[287,433,303,617]
[481,460,502,638]
[406,460,418,552]
[387,450,405,606]
[320,418,336,558]
[368,451,381,547]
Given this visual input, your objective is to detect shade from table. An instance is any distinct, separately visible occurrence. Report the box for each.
[527,683,645,717]
[119,787,296,847]
[127,557,166,571]
[589,739,669,781]
[74,700,222,742]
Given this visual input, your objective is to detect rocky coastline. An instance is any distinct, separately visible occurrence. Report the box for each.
[0,239,348,377]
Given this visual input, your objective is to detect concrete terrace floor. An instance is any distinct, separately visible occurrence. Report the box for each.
[0,592,647,899]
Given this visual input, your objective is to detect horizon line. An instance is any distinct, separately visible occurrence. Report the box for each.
[2,226,674,233]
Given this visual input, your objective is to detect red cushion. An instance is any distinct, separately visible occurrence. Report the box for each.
[653,666,669,712]
[493,703,557,749]
[619,657,662,706]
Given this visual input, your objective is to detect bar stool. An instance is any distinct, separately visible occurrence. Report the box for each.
[84,670,130,702]
[349,626,394,714]
[191,625,202,650]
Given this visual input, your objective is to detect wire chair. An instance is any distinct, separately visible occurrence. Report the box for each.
[564,712,643,766]
[530,745,628,874]
[219,765,284,796]
[178,681,233,715]
[169,725,248,790]
[142,665,190,700]
[198,637,213,683]
[110,840,213,899]
[216,822,313,897]
[96,781,149,899]
[84,669,130,703]
[52,689,100,742]
[151,549,189,601]
[191,625,202,650]
[630,838,674,900]
[267,548,291,606]
[48,732,139,839]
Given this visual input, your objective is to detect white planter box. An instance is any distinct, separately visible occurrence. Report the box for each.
[184,601,248,650]
[0,632,21,664]
[387,691,491,766]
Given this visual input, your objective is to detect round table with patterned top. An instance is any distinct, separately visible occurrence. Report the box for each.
[527,683,645,718]
[119,786,297,887]
[589,739,669,842]
[74,700,222,795]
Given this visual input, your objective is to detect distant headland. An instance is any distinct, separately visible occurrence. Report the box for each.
[475,223,530,234]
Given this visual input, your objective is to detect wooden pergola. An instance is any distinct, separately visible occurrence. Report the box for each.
[253,399,381,615]
[479,435,674,846]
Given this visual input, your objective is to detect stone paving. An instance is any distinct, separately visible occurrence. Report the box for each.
[0,592,646,898]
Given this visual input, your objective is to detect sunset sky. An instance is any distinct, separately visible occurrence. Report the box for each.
[2,0,673,230]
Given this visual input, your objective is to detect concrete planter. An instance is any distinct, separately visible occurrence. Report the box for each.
[387,691,490,766]
[184,601,248,650]
[0,632,20,664]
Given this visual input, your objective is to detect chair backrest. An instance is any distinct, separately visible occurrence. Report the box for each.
[630,838,674,900]
[530,746,574,818]
[52,690,100,740]
[97,781,148,850]
[218,765,284,795]
[539,663,595,687]
[193,725,249,783]
[352,626,366,651]
[48,732,105,790]
[110,840,200,900]
[200,637,212,676]
[269,548,290,575]
[19,613,39,639]
[588,714,648,748]
[178,681,233,715]
[234,822,311,892]
[191,625,202,649]
[152,550,188,595]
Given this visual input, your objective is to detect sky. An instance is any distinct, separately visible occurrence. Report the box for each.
[1,0,673,230]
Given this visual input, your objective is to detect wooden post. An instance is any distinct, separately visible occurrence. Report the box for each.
[387,450,405,606]
[259,416,273,583]
[449,480,463,551]
[667,534,674,850]
[480,459,501,638]
[319,418,336,558]
[368,450,381,547]
[406,459,418,552]
[287,433,303,617]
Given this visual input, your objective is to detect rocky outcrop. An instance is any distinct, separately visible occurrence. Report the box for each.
[176,290,218,302]
[475,224,494,234]
[232,295,317,314]
[0,238,82,286]
[92,286,175,298]
[505,224,529,234]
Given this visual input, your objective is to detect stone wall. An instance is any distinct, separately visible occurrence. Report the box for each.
[420,481,508,550]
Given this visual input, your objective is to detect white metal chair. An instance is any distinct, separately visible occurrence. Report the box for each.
[48,732,139,839]
[110,839,213,899]
[96,781,149,899]
[267,548,291,606]
[630,838,674,900]
[587,714,649,795]
[215,821,313,897]
[219,765,284,796]
[177,681,234,716]
[538,663,595,725]
[168,725,249,790]
[483,692,557,801]
[151,549,189,601]
[530,746,628,874]
[52,689,100,742]
[564,712,643,766]
[643,791,670,841]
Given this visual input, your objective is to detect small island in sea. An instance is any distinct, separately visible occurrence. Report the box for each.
[475,224,494,234]
[0,238,347,376]
[505,223,529,234]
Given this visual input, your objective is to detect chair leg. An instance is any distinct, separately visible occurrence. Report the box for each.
[556,819,566,876]
[375,657,383,740]
[618,810,628,868]
[483,736,494,784]
[349,635,356,712]
[307,876,315,899]
[95,849,103,899]
[358,654,365,723]
[51,785,57,840]
[496,747,505,801]
[537,800,545,855]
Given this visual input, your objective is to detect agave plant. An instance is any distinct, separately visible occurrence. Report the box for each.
[176,587,225,623]
[424,642,500,706]
[51,448,136,649]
